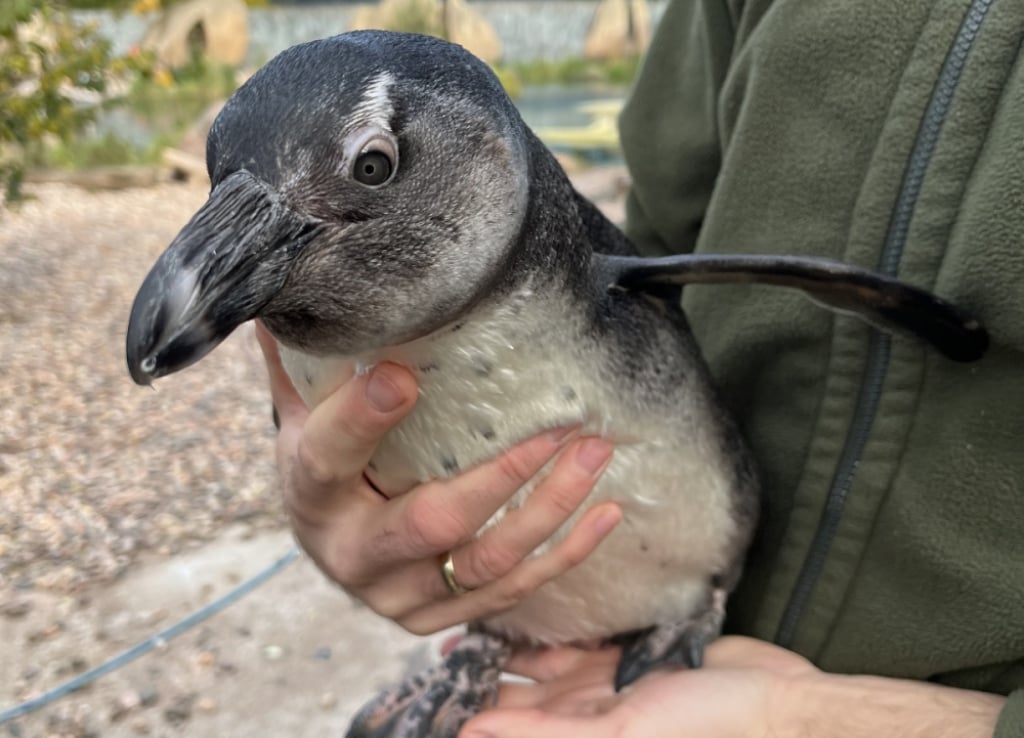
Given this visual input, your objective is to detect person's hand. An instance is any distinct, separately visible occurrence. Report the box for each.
[255,322,622,635]
[460,637,1006,738]
[459,636,810,737]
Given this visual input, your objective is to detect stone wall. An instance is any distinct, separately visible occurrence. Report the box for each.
[77,1,667,65]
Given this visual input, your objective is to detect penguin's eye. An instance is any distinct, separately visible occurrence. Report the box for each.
[353,151,394,187]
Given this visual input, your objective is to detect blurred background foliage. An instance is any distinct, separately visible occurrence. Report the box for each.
[2,0,640,205]
[1,0,130,199]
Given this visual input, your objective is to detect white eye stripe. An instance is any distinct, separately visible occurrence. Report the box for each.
[350,71,396,132]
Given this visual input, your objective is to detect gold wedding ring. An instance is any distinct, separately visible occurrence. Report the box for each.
[440,552,472,596]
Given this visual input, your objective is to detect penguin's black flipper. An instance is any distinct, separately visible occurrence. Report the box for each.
[346,632,509,738]
[601,254,989,363]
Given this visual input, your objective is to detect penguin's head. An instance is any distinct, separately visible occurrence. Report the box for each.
[127,31,532,384]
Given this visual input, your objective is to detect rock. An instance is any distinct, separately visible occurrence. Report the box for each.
[444,0,502,63]
[1,599,31,619]
[162,148,208,185]
[312,646,331,661]
[262,644,284,661]
[163,694,196,725]
[26,621,63,643]
[110,691,142,722]
[141,0,249,69]
[145,607,169,625]
[68,656,88,674]
[130,717,151,734]
[196,650,216,667]
[196,696,218,713]
[138,688,160,707]
[350,0,502,62]
[319,692,338,710]
[584,0,651,60]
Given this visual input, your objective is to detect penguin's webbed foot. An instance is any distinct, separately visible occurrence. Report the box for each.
[346,632,510,738]
[613,586,727,691]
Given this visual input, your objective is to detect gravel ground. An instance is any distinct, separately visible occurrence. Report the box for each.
[0,181,287,595]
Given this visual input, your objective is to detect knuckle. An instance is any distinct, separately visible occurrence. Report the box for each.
[296,436,337,487]
[494,447,544,488]
[322,542,369,589]
[496,572,535,608]
[368,596,406,621]
[467,540,518,583]
[283,474,327,528]
[333,410,383,446]
[556,543,588,570]
[404,493,470,552]
[541,482,587,520]
[550,534,591,571]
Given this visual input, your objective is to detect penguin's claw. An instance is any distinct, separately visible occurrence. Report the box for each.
[613,587,727,691]
[346,632,509,738]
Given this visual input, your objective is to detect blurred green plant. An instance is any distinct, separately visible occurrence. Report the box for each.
[388,0,445,38]
[0,0,147,202]
[495,56,642,91]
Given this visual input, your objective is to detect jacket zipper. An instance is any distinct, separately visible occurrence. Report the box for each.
[774,0,996,648]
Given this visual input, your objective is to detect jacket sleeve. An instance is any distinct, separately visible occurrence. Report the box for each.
[995,690,1024,738]
[619,0,739,257]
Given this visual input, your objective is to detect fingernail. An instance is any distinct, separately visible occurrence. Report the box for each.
[576,438,613,474]
[593,505,621,535]
[366,368,404,412]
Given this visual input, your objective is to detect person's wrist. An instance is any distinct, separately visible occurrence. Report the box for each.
[778,669,1006,738]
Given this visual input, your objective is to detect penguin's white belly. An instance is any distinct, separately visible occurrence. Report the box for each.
[277,297,738,643]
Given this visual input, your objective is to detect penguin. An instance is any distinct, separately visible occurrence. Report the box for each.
[125,32,987,738]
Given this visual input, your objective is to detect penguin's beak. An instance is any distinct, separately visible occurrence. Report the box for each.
[126,171,318,385]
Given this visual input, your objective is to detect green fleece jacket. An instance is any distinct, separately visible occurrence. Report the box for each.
[619,0,1024,733]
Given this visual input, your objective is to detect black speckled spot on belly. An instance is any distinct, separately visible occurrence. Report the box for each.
[475,425,497,441]
[441,454,459,474]
[562,386,578,401]
[419,362,440,373]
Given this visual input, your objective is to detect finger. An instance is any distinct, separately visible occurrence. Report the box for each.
[362,437,613,616]
[495,679,619,714]
[396,502,622,635]
[452,437,614,590]
[254,321,308,431]
[368,427,580,565]
[289,362,418,509]
[499,647,621,712]
[359,500,621,625]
